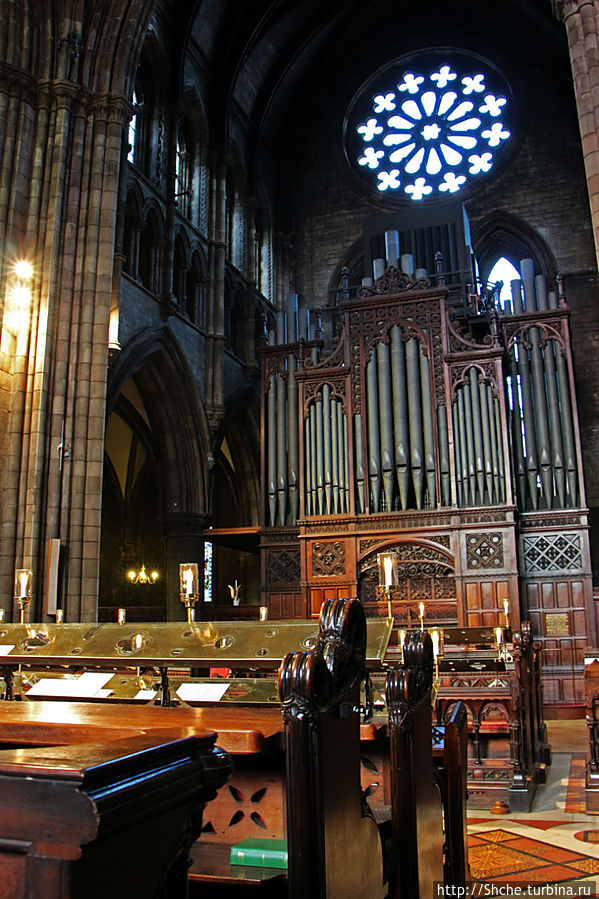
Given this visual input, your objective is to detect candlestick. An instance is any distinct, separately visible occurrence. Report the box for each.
[179,563,200,623]
[14,569,33,623]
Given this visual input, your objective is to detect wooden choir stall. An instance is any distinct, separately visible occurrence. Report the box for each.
[0,600,468,898]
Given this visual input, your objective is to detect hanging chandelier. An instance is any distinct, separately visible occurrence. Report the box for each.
[127,564,159,585]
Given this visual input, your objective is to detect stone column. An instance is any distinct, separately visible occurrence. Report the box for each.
[163,513,210,620]
[560,0,599,268]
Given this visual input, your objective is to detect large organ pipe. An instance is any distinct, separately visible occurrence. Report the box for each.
[323,384,332,514]
[535,274,548,311]
[452,402,464,505]
[468,368,486,502]
[529,327,553,505]
[288,357,299,523]
[331,394,339,514]
[437,404,451,505]
[420,349,437,507]
[494,395,507,503]
[543,339,566,506]
[554,344,578,504]
[366,354,382,511]
[267,373,277,524]
[304,416,312,516]
[511,279,523,314]
[377,340,395,511]
[406,338,424,509]
[520,258,536,311]
[509,354,527,507]
[354,413,365,513]
[316,392,325,514]
[477,374,494,503]
[486,383,501,502]
[343,410,350,513]
[515,340,540,509]
[456,388,470,505]
[462,380,477,503]
[385,230,400,268]
[310,403,318,514]
[391,327,410,510]
[276,367,287,525]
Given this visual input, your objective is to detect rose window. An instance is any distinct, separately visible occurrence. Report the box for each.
[347,54,513,201]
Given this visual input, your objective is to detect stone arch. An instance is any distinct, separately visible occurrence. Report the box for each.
[472,211,559,283]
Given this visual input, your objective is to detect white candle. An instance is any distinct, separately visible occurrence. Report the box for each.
[183,567,194,596]
[18,571,29,598]
[431,629,440,659]
[259,606,268,622]
[495,626,503,645]
[503,599,509,618]
[133,633,143,651]
[399,630,406,648]
[419,602,425,619]
[118,608,126,624]
[383,556,393,587]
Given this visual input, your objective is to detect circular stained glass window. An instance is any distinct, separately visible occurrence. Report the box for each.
[346,51,513,201]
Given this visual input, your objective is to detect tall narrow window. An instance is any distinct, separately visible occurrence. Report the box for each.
[487,256,520,302]
[175,128,191,218]
[204,541,213,603]
[127,90,138,163]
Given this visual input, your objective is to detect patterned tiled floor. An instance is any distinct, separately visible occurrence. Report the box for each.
[467,721,599,895]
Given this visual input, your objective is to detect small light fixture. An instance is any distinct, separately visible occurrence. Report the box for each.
[127,564,159,585]
[14,568,33,623]
[179,562,200,622]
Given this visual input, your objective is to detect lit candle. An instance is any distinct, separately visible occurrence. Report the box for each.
[183,567,194,595]
[431,629,440,659]
[419,602,425,623]
[118,608,126,624]
[503,599,510,621]
[383,555,393,587]
[495,626,503,645]
[399,630,406,649]
[0,610,5,623]
[17,571,30,598]
[55,609,63,624]
[132,633,143,651]
[259,606,268,622]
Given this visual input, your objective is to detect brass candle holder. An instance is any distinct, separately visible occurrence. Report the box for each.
[180,562,200,623]
[377,551,398,620]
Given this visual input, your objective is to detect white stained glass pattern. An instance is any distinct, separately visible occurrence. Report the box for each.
[353,58,511,200]
[204,541,213,602]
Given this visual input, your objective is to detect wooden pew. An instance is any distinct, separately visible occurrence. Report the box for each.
[385,630,444,899]
[278,597,385,899]
[432,701,470,888]
[0,701,232,899]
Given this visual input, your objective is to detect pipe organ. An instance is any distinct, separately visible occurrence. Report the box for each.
[259,209,594,708]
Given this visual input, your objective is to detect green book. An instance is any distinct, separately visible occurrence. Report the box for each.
[229,838,288,869]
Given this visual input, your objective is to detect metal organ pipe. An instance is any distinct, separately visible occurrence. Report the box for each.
[477,374,494,502]
[366,353,382,511]
[515,338,540,509]
[323,384,332,514]
[377,340,395,511]
[331,390,339,514]
[354,413,365,513]
[468,367,486,502]
[420,349,437,507]
[554,343,578,505]
[543,338,566,507]
[406,338,424,509]
[391,327,410,510]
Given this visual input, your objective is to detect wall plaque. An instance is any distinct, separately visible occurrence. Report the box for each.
[544,612,570,636]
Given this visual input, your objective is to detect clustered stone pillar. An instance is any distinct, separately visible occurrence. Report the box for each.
[560,0,599,270]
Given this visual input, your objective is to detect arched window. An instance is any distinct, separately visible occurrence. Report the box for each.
[186,251,205,325]
[175,123,192,218]
[122,190,142,279]
[139,209,162,294]
[172,235,187,306]
[487,256,521,303]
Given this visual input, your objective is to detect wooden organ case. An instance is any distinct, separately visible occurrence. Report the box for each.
[259,206,594,710]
